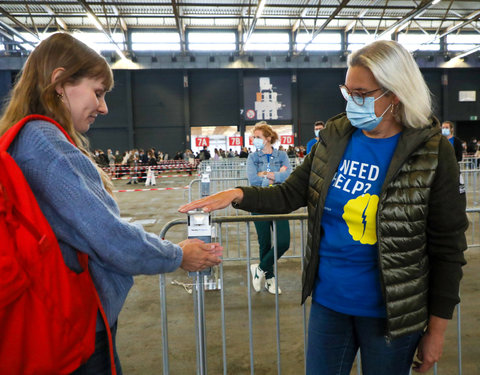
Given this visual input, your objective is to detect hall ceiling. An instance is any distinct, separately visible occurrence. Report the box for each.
[0,1,479,53]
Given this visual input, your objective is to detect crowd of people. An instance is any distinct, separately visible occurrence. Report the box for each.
[92,144,310,169]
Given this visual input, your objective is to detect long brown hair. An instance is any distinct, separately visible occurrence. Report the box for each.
[0,32,114,193]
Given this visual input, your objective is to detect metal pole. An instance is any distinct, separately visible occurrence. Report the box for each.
[159,274,170,375]
[219,225,228,375]
[457,302,462,375]
[300,220,307,375]
[272,221,282,375]
[246,222,255,375]
[193,272,208,375]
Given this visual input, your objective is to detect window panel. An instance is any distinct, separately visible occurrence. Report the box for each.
[131,32,180,51]
[296,32,341,51]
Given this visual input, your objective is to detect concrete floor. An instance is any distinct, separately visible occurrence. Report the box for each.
[113,175,480,375]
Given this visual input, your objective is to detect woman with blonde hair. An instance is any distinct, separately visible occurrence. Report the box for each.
[180,40,467,374]
[1,33,222,374]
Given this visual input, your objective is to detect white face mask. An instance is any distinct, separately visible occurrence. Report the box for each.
[314,129,320,137]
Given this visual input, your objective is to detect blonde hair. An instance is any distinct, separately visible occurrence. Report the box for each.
[253,121,279,144]
[348,40,432,128]
[0,32,114,193]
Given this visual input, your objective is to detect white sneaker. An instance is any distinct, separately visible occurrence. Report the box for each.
[265,277,282,295]
[250,264,265,292]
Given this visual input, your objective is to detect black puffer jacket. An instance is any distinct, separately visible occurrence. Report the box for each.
[236,113,468,338]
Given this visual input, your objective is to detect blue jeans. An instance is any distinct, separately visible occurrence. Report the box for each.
[71,322,123,375]
[306,302,422,375]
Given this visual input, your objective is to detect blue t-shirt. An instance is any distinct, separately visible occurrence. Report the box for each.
[313,128,401,317]
[449,137,454,147]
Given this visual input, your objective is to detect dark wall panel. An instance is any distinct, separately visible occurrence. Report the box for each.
[297,69,346,146]
[421,69,442,120]
[96,70,130,129]
[132,70,184,127]
[0,71,12,108]
[86,128,129,152]
[445,68,480,122]
[134,126,184,156]
[190,70,238,126]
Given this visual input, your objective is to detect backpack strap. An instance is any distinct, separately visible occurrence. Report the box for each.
[0,114,76,151]
[1,115,117,375]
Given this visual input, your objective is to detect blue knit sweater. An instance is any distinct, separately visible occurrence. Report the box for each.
[8,120,183,330]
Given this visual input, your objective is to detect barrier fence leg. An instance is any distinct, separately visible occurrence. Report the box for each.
[159,274,170,375]
[219,225,228,375]
[187,210,212,375]
[457,302,462,375]
[300,220,307,375]
[272,221,282,375]
[191,271,209,375]
[246,222,255,375]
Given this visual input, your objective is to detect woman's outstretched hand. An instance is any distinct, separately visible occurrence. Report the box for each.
[178,188,244,214]
[178,238,223,272]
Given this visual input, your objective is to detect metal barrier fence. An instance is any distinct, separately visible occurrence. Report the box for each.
[197,158,304,180]
[158,211,472,375]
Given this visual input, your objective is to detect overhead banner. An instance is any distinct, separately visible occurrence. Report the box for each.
[243,75,291,121]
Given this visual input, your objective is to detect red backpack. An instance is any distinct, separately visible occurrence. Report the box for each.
[0,115,116,374]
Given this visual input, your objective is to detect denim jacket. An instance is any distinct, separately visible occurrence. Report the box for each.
[247,148,292,187]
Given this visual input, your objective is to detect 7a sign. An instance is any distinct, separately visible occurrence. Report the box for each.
[195,137,210,147]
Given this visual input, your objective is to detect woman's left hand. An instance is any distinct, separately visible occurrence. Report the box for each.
[412,316,447,373]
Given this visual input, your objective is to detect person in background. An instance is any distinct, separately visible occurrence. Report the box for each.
[107,149,115,167]
[239,146,249,158]
[441,121,463,162]
[247,122,292,294]
[179,40,467,375]
[466,137,478,154]
[199,146,210,161]
[306,120,325,154]
[1,32,223,374]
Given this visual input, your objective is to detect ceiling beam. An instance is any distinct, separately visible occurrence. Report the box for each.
[242,0,266,51]
[295,0,350,56]
[171,0,185,53]
[42,4,68,30]
[292,3,310,33]
[111,5,128,32]
[76,0,126,59]
[437,9,480,39]
[377,0,437,39]
[0,6,39,40]
[345,0,380,33]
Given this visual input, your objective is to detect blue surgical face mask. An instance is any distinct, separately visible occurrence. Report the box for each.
[442,128,451,137]
[346,90,391,131]
[253,138,265,150]
[314,129,320,137]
